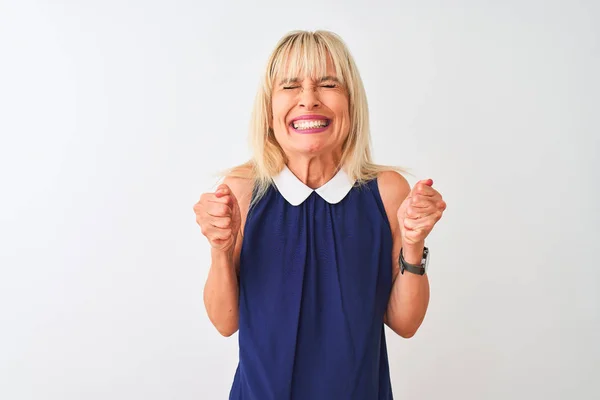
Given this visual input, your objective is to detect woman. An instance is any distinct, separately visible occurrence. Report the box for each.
[194,30,446,399]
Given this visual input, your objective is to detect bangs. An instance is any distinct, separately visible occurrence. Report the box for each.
[268,32,347,88]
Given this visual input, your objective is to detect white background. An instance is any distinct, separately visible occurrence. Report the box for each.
[1,0,599,399]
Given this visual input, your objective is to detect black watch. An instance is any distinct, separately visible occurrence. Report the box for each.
[399,247,429,275]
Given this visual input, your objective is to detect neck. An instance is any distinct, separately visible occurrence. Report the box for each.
[286,155,341,189]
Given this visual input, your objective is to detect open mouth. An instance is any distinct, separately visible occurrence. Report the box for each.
[289,119,331,131]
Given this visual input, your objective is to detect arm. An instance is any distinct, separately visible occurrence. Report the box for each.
[195,174,253,337]
[378,171,433,338]
[204,248,240,337]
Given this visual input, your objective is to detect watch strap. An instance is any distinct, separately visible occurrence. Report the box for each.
[399,247,428,276]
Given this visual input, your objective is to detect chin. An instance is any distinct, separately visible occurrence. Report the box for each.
[275,129,339,156]
[292,136,332,154]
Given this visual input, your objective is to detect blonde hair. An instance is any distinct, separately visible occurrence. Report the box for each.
[226,30,407,201]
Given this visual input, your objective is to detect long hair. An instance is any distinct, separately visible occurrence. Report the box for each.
[226,30,406,202]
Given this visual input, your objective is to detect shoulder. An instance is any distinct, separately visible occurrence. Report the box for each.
[220,164,255,265]
[353,163,411,211]
[376,169,411,213]
[217,162,256,233]
[221,163,255,207]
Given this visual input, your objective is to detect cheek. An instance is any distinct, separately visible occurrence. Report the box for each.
[334,105,351,137]
[324,94,350,127]
[271,94,293,125]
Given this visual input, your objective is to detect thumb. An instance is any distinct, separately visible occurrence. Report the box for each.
[215,184,231,198]
[412,179,433,193]
[215,183,239,209]
[408,178,433,197]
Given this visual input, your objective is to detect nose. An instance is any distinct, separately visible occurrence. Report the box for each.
[298,87,321,110]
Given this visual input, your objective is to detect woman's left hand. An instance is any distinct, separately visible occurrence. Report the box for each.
[397,179,446,247]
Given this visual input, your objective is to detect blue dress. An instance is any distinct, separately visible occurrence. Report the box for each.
[229,166,394,399]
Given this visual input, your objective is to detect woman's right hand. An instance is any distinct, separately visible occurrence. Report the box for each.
[194,184,241,255]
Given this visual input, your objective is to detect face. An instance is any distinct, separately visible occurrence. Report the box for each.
[270,59,350,158]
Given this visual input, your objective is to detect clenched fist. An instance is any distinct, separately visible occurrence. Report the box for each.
[194,183,241,253]
[397,179,446,247]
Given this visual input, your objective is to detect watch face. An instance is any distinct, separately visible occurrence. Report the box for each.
[423,247,430,272]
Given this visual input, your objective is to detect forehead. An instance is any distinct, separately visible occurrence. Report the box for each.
[270,45,344,85]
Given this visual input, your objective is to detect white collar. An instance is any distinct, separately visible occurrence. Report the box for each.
[272,165,355,206]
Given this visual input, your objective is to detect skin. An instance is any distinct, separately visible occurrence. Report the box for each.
[194,60,446,337]
[194,176,250,336]
[270,62,350,187]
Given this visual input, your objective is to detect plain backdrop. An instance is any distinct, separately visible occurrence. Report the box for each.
[1,0,599,399]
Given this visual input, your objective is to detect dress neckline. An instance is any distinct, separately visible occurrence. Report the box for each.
[272,165,355,206]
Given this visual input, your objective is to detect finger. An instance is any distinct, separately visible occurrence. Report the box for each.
[403,216,420,230]
[406,204,437,219]
[211,238,232,249]
[204,225,233,241]
[404,228,427,243]
[403,214,438,231]
[206,214,232,229]
[199,218,229,238]
[412,182,437,197]
[205,201,232,218]
[403,220,429,235]
[410,195,437,208]
[215,184,231,197]
[437,199,447,211]
[198,192,229,206]
[207,194,233,206]
[215,185,239,208]
[215,185,239,206]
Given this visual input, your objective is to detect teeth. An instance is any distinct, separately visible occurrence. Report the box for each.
[292,120,328,130]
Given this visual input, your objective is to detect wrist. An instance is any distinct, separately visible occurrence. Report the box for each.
[211,247,235,265]
[401,242,425,265]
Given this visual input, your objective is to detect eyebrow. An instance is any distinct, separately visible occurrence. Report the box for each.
[278,76,341,85]
[318,76,340,82]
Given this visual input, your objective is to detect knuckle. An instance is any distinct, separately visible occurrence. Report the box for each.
[212,204,225,216]
[216,217,230,228]
[199,193,211,202]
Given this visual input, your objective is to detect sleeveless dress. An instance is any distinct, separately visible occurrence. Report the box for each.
[229,166,394,400]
